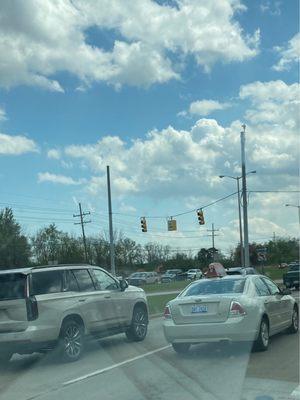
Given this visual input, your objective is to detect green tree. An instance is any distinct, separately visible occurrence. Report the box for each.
[0,207,30,269]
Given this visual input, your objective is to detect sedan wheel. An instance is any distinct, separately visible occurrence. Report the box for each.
[253,318,269,352]
[126,306,148,342]
[172,343,191,354]
[287,307,299,334]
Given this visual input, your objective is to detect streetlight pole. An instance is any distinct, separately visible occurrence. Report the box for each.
[236,177,244,267]
[107,166,116,276]
[240,124,250,268]
[219,170,256,268]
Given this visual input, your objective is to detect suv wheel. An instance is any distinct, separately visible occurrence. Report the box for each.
[172,343,190,354]
[253,318,269,352]
[59,319,84,362]
[287,306,299,334]
[126,306,148,342]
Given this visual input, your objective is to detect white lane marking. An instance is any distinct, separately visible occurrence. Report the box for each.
[63,345,171,387]
[290,384,300,399]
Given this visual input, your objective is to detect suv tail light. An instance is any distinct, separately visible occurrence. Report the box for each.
[229,301,246,317]
[26,296,39,321]
[164,305,172,319]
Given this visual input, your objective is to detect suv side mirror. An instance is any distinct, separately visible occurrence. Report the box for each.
[120,279,129,292]
[281,288,291,295]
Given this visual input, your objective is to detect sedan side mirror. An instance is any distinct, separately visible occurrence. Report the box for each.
[120,279,129,292]
[281,288,291,295]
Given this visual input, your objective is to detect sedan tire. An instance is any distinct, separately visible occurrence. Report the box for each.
[287,306,299,334]
[172,343,191,354]
[253,318,269,352]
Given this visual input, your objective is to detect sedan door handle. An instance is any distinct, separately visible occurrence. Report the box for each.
[78,299,86,302]
[104,295,111,299]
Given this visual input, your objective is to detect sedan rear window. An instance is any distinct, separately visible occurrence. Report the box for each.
[0,273,26,300]
[182,279,246,297]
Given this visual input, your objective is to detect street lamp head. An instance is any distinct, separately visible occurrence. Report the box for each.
[250,170,256,174]
[219,175,225,178]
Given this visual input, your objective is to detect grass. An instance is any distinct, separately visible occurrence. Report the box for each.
[147,293,178,315]
[259,265,285,281]
[141,280,190,293]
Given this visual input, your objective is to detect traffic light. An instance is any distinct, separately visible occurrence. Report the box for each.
[140,217,147,232]
[197,209,205,225]
[167,218,177,231]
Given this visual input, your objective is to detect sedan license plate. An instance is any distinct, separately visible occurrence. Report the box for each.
[191,305,208,314]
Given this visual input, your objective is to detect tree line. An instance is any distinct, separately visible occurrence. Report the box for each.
[0,207,298,272]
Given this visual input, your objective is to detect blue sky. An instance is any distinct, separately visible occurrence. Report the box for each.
[0,0,299,254]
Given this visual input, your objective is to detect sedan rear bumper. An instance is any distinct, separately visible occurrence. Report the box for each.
[163,317,259,344]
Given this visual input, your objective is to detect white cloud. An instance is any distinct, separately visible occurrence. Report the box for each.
[273,33,300,71]
[37,172,85,185]
[0,0,259,90]
[59,80,298,204]
[260,1,281,16]
[188,99,232,116]
[0,107,7,121]
[0,133,38,155]
[47,149,61,160]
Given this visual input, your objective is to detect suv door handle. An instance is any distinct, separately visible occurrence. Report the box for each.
[78,299,86,302]
[104,295,111,299]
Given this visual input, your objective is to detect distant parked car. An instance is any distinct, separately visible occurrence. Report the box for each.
[161,269,184,283]
[283,263,299,290]
[163,275,298,354]
[226,267,258,276]
[128,272,158,286]
[187,269,203,280]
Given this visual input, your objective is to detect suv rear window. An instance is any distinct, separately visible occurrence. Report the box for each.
[182,279,246,297]
[31,271,63,295]
[0,273,26,300]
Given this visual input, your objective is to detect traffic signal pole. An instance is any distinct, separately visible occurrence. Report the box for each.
[107,165,116,276]
[240,125,250,268]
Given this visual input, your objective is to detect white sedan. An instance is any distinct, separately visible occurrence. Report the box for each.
[163,275,298,354]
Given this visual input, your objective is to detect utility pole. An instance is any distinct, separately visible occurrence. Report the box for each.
[240,124,250,268]
[237,178,244,267]
[73,203,91,263]
[273,232,276,242]
[107,165,116,276]
[207,223,219,262]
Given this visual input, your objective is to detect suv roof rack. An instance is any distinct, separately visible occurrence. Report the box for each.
[32,263,92,269]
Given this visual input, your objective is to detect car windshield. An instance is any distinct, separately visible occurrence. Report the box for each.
[181,279,246,296]
[0,1,298,399]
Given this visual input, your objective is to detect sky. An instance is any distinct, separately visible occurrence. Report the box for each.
[0,0,299,256]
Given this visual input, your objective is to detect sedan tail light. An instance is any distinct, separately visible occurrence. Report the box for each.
[164,305,172,319]
[229,301,246,317]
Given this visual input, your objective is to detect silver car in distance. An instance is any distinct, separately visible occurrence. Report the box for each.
[163,275,298,354]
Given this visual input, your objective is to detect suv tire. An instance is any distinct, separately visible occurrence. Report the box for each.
[172,343,190,354]
[253,318,269,352]
[287,306,299,334]
[126,306,148,342]
[59,319,85,362]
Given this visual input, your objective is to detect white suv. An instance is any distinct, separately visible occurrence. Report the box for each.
[0,265,149,363]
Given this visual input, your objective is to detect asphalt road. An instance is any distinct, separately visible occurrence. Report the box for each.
[0,297,299,400]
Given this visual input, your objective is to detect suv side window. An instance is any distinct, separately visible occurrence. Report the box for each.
[262,278,280,295]
[254,278,270,296]
[31,271,63,295]
[92,269,119,291]
[66,270,79,292]
[72,269,95,292]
